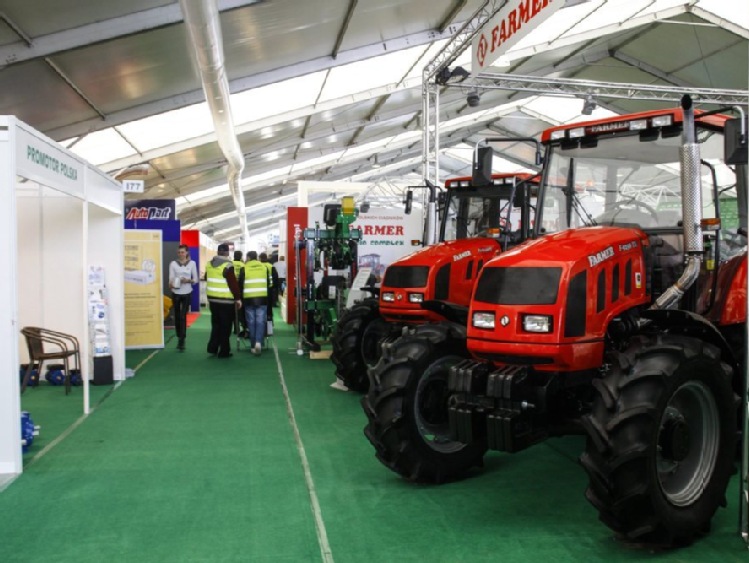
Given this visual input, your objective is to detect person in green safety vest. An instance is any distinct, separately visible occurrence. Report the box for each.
[205,244,243,358]
[239,251,270,355]
[259,252,276,321]
[232,250,246,337]
[232,250,244,277]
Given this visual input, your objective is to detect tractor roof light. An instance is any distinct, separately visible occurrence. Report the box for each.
[629,119,648,131]
[550,130,566,141]
[651,115,673,128]
[569,127,586,139]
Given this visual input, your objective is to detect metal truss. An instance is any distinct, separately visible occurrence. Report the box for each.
[422,0,509,243]
[462,73,749,106]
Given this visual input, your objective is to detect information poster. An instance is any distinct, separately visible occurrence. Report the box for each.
[124,230,164,349]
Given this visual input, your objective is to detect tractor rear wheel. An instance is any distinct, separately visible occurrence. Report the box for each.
[362,323,486,483]
[331,299,392,393]
[580,334,737,546]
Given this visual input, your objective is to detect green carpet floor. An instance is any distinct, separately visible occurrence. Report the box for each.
[2,311,747,562]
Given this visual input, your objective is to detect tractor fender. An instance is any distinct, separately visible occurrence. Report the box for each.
[420,300,469,328]
[640,309,740,374]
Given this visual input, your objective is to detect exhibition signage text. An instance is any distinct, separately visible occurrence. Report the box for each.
[16,125,84,196]
[471,0,562,71]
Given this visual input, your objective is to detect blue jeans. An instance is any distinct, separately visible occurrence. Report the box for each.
[245,305,267,347]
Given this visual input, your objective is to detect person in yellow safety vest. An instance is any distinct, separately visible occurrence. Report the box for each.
[232,250,247,337]
[232,250,244,277]
[239,250,270,356]
[259,252,276,323]
[205,244,243,358]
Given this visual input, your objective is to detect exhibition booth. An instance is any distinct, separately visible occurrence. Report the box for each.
[0,117,124,481]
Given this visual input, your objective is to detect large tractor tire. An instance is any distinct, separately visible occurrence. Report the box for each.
[580,334,738,547]
[331,299,393,393]
[362,323,486,483]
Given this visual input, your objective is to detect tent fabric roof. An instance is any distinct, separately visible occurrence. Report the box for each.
[0,0,746,241]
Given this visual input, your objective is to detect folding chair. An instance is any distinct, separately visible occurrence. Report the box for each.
[20,327,81,395]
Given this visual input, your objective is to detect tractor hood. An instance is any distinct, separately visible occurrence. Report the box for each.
[481,226,646,271]
[467,226,650,370]
[392,237,502,267]
[379,237,503,324]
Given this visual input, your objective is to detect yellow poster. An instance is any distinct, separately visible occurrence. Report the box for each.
[124,230,164,349]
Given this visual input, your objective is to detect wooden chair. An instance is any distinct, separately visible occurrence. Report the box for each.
[20,327,81,395]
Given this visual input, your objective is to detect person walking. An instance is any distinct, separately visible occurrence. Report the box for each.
[206,244,243,358]
[259,252,276,319]
[169,244,198,351]
[232,250,244,277]
[240,251,270,355]
[274,256,287,295]
[232,250,246,337]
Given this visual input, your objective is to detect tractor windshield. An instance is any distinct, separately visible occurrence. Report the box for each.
[540,124,740,241]
[441,178,536,242]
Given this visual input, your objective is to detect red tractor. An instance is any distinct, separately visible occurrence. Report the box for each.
[363,96,747,546]
[331,172,539,392]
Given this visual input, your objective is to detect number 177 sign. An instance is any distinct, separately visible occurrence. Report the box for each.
[472,0,562,72]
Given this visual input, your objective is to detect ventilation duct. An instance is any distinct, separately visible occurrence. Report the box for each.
[179,0,248,247]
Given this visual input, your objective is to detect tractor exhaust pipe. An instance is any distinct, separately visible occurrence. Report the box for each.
[652,95,703,311]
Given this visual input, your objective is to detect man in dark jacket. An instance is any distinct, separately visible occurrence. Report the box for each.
[205,244,243,358]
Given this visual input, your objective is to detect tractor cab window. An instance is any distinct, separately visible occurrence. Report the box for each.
[441,180,536,241]
[540,125,738,248]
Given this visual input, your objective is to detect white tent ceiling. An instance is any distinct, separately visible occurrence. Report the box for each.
[0,0,746,242]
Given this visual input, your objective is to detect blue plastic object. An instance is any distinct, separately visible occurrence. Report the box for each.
[21,411,38,453]
[45,365,65,386]
[69,369,83,386]
[19,364,39,387]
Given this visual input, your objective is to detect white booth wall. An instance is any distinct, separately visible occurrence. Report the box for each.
[0,117,124,483]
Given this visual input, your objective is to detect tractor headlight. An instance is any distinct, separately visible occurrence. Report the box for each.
[472,311,495,329]
[382,292,395,302]
[408,293,424,303]
[522,314,552,333]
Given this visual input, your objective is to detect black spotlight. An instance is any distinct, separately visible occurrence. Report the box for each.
[467,90,481,108]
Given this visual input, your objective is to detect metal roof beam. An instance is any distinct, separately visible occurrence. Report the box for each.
[0,0,262,69]
[438,0,468,33]
[332,0,358,59]
[47,27,455,141]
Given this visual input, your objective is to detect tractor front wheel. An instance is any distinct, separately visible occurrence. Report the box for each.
[331,299,393,393]
[361,323,486,483]
[580,334,737,547]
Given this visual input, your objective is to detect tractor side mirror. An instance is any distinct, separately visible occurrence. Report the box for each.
[725,117,748,165]
[404,190,413,215]
[513,185,527,208]
[472,145,493,187]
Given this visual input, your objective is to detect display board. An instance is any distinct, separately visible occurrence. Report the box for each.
[124,229,164,349]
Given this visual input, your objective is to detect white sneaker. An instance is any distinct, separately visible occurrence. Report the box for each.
[254,342,262,355]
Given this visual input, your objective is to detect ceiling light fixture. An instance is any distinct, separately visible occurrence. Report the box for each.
[435,65,470,86]
[466,89,481,108]
[582,94,597,116]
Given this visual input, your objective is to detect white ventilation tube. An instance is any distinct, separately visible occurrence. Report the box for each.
[179,0,248,247]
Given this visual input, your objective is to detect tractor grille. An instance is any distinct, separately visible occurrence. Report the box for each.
[474,267,562,305]
[383,265,429,288]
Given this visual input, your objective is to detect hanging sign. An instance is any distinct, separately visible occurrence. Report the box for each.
[471,0,563,72]
[122,180,144,193]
